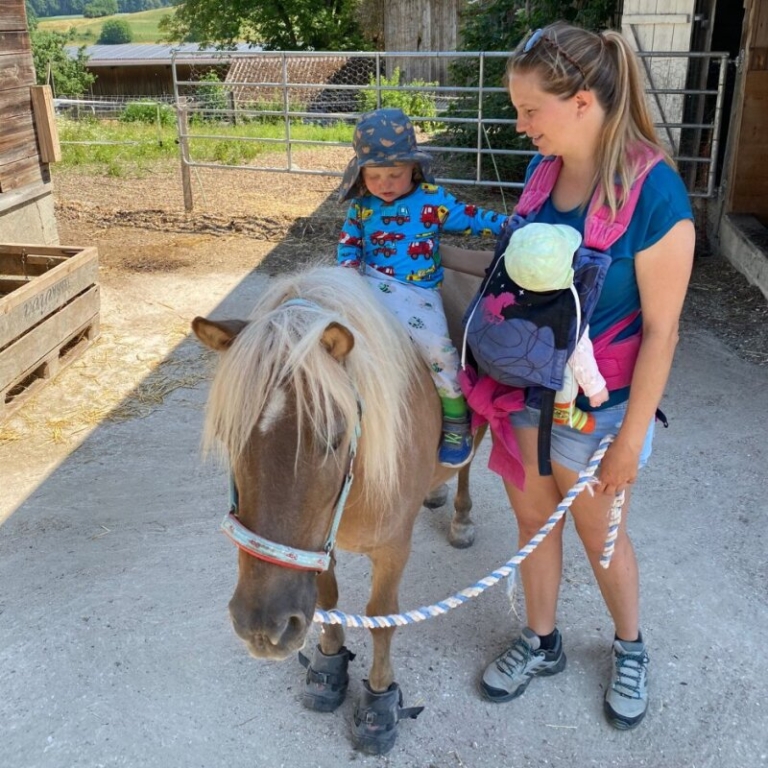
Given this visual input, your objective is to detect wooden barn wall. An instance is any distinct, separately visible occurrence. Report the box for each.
[730,0,768,219]
[85,65,215,97]
[384,0,460,84]
[86,65,198,97]
[0,1,47,194]
[621,0,696,152]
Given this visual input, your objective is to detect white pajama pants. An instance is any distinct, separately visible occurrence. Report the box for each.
[363,270,463,401]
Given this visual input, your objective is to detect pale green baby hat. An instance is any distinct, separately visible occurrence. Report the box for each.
[503,222,582,291]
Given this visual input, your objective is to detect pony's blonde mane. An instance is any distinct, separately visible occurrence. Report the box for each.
[203,264,424,506]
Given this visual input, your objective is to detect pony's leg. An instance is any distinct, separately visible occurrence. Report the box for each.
[449,461,476,549]
[423,483,449,509]
[352,542,423,755]
[449,423,486,549]
[317,561,344,655]
[365,543,412,691]
[300,558,353,713]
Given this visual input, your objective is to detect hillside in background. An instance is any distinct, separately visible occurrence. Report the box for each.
[37,8,169,44]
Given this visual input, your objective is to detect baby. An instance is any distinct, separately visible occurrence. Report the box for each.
[503,222,609,432]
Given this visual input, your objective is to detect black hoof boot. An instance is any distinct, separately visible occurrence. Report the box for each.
[351,680,424,755]
[297,645,355,712]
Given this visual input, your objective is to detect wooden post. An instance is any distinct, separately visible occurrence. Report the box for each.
[176,97,194,212]
[30,85,62,163]
[228,89,238,126]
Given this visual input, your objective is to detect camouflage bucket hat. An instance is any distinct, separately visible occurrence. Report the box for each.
[338,108,434,202]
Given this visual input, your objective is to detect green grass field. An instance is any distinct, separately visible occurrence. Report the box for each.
[38,8,170,44]
[56,114,355,177]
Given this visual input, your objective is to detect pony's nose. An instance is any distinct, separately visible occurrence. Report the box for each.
[263,612,307,646]
[229,603,307,648]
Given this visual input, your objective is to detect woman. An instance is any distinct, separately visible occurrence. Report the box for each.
[446,22,695,729]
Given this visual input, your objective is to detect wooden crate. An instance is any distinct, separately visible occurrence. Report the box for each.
[0,244,100,419]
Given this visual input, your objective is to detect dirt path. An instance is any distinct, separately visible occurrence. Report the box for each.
[53,160,768,362]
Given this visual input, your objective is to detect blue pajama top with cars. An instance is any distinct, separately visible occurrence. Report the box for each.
[337,183,506,287]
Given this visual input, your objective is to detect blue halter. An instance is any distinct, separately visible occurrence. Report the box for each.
[221,296,362,571]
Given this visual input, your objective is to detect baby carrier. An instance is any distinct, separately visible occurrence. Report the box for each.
[462,144,664,476]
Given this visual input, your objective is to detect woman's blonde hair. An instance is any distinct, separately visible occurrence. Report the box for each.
[506,22,673,218]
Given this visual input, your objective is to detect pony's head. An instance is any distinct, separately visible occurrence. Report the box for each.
[193,265,423,658]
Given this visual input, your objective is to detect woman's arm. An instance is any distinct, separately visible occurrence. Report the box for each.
[440,244,495,277]
[596,218,696,496]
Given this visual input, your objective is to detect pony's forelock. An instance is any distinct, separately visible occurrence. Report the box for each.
[203,265,423,507]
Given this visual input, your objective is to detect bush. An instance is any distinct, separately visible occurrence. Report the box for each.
[98,19,134,44]
[189,70,229,124]
[448,0,619,183]
[358,67,437,128]
[31,30,95,98]
[120,101,176,126]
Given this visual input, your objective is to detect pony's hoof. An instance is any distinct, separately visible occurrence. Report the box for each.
[423,484,449,509]
[298,645,355,712]
[449,520,476,549]
[351,680,424,755]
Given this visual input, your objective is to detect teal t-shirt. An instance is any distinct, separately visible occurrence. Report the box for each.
[524,154,694,408]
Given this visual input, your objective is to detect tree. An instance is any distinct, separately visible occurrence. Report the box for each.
[98,18,134,43]
[83,0,118,17]
[159,0,371,51]
[30,29,96,97]
[448,0,618,181]
[25,2,38,27]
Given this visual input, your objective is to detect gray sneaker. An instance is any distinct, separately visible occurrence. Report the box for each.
[604,636,649,729]
[480,627,566,702]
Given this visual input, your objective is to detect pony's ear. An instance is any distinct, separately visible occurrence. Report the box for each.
[321,322,354,361]
[191,317,248,351]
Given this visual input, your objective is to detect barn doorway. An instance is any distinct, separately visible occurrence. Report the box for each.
[721,0,768,223]
[688,0,744,188]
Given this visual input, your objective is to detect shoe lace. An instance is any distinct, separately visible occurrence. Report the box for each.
[612,650,649,700]
[496,638,534,676]
[442,431,464,446]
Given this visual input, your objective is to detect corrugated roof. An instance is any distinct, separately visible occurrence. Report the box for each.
[225,55,373,112]
[65,43,259,66]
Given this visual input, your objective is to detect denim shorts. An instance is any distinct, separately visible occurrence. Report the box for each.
[509,401,655,473]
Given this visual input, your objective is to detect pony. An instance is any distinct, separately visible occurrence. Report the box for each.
[192,263,481,755]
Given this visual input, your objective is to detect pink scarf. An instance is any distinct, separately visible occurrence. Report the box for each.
[458,367,527,489]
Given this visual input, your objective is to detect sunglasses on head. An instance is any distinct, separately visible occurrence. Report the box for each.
[523,27,546,53]
[520,28,589,86]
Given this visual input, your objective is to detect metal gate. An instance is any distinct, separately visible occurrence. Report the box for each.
[171,48,730,211]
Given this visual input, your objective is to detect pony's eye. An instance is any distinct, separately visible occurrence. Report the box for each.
[328,431,345,452]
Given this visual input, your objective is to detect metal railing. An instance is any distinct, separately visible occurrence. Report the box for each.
[53,48,730,210]
[168,48,730,209]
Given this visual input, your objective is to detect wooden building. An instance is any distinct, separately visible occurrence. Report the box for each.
[66,43,255,98]
[1,1,100,418]
[0,0,58,243]
[623,0,768,298]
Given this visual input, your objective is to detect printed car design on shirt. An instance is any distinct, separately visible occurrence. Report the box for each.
[420,204,449,228]
[369,231,406,246]
[380,205,410,225]
[406,265,438,282]
[338,231,362,248]
[407,240,434,259]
